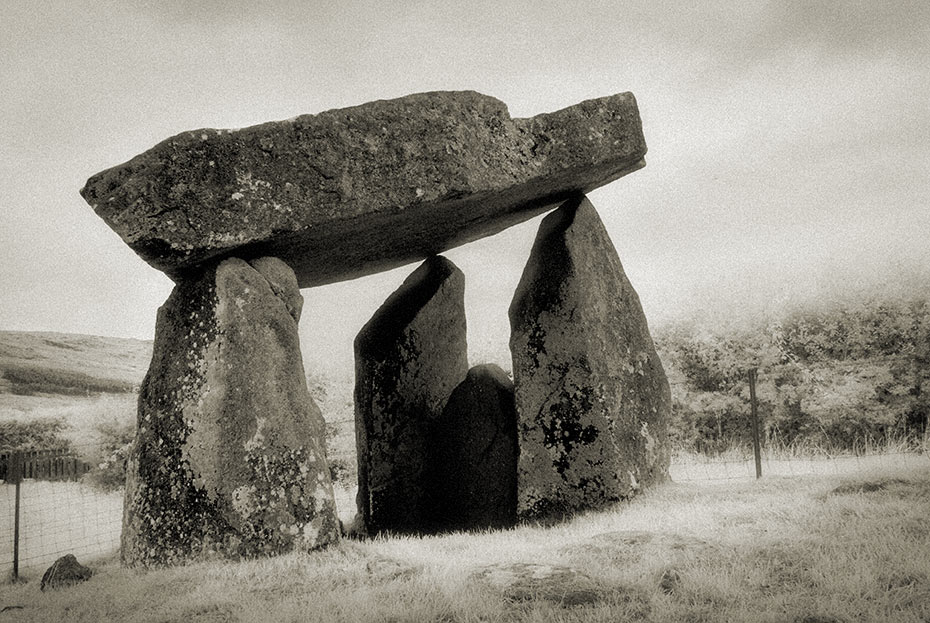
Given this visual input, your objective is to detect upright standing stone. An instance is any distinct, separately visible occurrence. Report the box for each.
[509,195,670,519]
[123,256,339,567]
[354,255,468,535]
[429,364,518,531]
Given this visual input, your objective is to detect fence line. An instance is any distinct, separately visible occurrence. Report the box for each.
[0,449,91,482]
[669,449,930,482]
[0,481,123,577]
[0,445,119,579]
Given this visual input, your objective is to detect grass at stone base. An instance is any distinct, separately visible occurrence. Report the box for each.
[2,458,929,622]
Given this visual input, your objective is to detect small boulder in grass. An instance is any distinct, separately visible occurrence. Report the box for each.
[40,554,92,591]
[476,562,602,606]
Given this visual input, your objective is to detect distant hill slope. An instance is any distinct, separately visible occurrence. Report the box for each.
[0,331,152,396]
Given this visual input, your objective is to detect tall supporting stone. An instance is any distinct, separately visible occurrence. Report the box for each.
[509,195,670,519]
[123,257,339,567]
[354,255,468,535]
[429,364,518,531]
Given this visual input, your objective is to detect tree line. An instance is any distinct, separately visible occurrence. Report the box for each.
[654,295,930,454]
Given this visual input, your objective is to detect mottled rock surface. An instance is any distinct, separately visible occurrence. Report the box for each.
[80,91,646,286]
[429,364,517,531]
[40,554,92,591]
[122,256,339,567]
[354,255,468,535]
[509,195,670,519]
[475,563,602,606]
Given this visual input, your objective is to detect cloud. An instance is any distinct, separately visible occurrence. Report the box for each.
[129,0,291,24]
[766,0,930,54]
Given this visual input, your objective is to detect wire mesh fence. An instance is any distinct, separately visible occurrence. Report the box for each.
[0,443,123,578]
[0,480,122,575]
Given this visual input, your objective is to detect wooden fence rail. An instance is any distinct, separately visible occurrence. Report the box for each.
[0,449,92,483]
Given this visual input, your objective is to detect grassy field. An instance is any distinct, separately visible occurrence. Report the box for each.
[1,458,927,622]
[2,330,929,621]
[0,331,151,394]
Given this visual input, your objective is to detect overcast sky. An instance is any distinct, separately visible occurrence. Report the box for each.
[2,1,928,373]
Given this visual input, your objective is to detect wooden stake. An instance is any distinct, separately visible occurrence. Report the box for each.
[748,369,762,479]
[10,451,23,582]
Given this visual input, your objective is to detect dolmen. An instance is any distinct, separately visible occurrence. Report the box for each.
[80,90,669,564]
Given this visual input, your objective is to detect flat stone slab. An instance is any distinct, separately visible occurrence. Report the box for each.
[475,563,602,606]
[80,91,646,286]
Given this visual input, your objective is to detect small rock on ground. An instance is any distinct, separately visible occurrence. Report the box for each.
[40,554,92,591]
[475,562,602,606]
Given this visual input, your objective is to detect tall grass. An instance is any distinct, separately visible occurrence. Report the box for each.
[2,458,927,622]
[673,429,928,463]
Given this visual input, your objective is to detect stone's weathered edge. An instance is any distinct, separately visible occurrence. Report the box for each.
[353,255,469,535]
[249,256,303,322]
[79,91,646,287]
[509,195,671,520]
[355,256,460,360]
[122,257,339,567]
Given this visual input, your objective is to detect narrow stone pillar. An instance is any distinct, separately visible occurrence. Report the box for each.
[509,195,671,519]
[354,255,468,535]
[429,364,518,531]
[122,257,339,567]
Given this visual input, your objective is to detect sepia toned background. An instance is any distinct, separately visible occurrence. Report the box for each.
[2,0,928,372]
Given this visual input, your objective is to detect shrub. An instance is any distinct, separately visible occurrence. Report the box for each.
[328,457,352,484]
[0,418,72,452]
[83,418,134,492]
[656,293,930,454]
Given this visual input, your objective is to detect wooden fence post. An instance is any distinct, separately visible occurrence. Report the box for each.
[9,450,24,582]
[748,369,762,479]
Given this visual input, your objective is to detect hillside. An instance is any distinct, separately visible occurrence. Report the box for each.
[0,331,152,396]
[0,332,152,453]
[0,331,358,472]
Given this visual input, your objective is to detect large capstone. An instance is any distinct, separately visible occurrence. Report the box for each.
[354,255,468,535]
[80,91,646,287]
[509,195,671,519]
[122,256,339,567]
[429,364,518,531]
